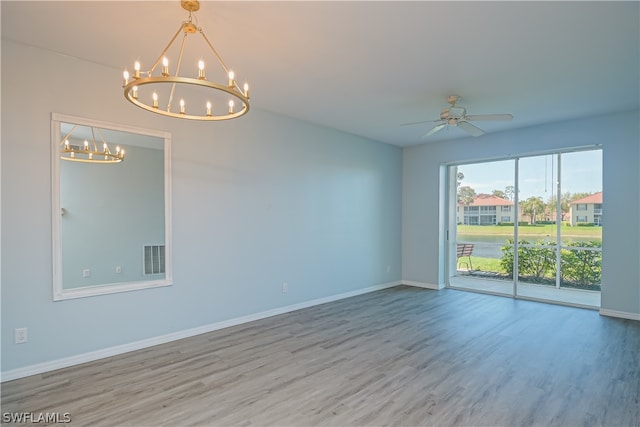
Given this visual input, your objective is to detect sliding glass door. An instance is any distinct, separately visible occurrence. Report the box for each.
[448,148,602,307]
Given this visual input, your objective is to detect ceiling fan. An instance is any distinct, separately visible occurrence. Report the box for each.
[403,95,513,138]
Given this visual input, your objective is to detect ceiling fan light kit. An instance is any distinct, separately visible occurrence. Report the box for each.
[403,95,513,139]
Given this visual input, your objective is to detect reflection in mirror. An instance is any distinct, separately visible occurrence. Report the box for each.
[51,113,172,300]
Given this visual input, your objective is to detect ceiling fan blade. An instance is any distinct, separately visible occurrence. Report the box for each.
[464,114,513,121]
[458,121,485,137]
[401,119,438,126]
[423,123,446,138]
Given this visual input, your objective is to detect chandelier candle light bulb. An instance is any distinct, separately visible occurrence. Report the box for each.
[121,0,250,121]
[162,57,169,76]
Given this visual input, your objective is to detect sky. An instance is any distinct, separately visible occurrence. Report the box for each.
[457,149,602,201]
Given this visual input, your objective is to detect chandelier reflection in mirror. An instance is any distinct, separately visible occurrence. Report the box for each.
[60,124,124,164]
[122,0,250,121]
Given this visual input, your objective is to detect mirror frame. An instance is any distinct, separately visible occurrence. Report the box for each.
[51,113,172,300]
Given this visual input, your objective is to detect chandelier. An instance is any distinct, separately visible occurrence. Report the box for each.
[60,125,125,164]
[122,0,250,121]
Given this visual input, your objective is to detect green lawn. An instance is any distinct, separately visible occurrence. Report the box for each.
[457,224,602,238]
[461,256,505,273]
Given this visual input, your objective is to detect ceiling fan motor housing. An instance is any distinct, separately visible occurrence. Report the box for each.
[448,106,466,118]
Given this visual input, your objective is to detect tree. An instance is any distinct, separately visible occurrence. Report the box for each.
[521,196,545,224]
[456,172,464,189]
[545,193,571,221]
[458,186,476,206]
[505,185,515,201]
[492,189,507,199]
[568,192,592,203]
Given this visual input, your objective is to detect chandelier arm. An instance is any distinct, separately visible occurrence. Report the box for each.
[148,23,186,75]
[95,128,111,154]
[199,29,231,76]
[60,124,79,147]
[90,127,99,152]
[166,31,189,112]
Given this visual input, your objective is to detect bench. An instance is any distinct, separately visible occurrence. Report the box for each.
[457,243,474,271]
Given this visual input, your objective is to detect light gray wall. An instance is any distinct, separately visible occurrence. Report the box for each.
[1,41,403,372]
[403,111,640,316]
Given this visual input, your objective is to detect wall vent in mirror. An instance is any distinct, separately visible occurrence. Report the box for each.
[144,245,166,276]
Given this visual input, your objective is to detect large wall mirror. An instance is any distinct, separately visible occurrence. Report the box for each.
[51,113,172,300]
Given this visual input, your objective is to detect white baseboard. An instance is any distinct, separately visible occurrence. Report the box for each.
[599,308,640,321]
[402,280,443,290]
[1,281,401,382]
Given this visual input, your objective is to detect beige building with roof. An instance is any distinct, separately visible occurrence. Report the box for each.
[569,192,603,226]
[457,195,514,225]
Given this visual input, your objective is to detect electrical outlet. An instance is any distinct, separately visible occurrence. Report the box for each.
[15,328,28,344]
[282,282,288,294]
[115,266,122,273]
[82,269,91,278]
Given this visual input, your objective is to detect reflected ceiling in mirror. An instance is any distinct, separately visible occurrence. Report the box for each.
[51,113,172,300]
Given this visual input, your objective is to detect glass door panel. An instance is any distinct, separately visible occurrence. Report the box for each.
[516,154,561,300]
[559,150,602,302]
[451,160,515,296]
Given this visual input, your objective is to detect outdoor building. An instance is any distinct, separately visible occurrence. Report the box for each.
[569,192,603,226]
[457,195,514,225]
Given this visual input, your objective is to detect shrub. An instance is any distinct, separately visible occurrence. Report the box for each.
[500,239,556,280]
[500,240,601,288]
[560,241,602,287]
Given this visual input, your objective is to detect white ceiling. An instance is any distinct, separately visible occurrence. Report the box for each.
[2,1,638,147]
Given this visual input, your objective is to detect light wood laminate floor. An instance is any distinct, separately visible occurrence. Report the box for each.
[2,286,639,426]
